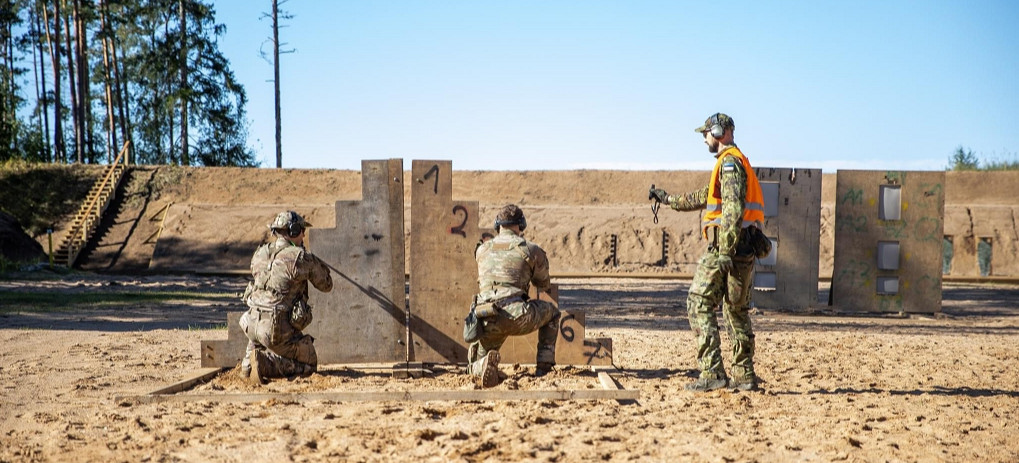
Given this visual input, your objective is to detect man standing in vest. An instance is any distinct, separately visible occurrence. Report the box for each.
[239,211,333,384]
[649,113,765,391]
[466,204,561,388]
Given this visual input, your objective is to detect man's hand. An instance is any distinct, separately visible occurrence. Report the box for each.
[717,254,734,274]
[649,187,669,204]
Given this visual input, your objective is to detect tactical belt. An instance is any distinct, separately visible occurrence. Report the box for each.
[475,295,525,318]
[493,295,525,308]
[250,304,287,314]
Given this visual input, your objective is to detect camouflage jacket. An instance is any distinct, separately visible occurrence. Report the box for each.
[475,228,551,304]
[243,236,333,310]
[667,145,749,256]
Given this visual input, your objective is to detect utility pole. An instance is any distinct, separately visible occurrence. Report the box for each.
[262,0,293,168]
[272,0,281,168]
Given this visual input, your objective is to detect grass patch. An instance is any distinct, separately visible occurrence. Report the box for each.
[188,323,229,331]
[0,290,236,313]
[0,161,102,237]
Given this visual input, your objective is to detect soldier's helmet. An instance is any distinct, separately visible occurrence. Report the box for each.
[268,211,312,234]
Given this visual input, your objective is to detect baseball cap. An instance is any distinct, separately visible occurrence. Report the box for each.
[694,113,735,133]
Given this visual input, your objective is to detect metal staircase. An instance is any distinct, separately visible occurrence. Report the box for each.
[53,144,129,267]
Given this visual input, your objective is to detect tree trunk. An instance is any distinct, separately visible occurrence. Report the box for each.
[43,0,65,163]
[273,0,282,168]
[107,6,131,165]
[162,18,174,165]
[3,10,13,152]
[99,0,117,163]
[33,4,52,162]
[178,0,189,165]
[73,0,95,164]
[61,0,81,163]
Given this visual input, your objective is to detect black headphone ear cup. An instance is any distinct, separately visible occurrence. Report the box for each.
[709,113,725,138]
[518,216,526,231]
[710,124,724,138]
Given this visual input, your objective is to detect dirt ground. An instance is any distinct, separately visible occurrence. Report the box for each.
[2,273,1017,462]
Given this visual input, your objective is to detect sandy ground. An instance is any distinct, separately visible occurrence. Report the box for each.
[1,273,1018,462]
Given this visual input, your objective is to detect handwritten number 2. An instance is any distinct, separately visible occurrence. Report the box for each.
[450,205,468,237]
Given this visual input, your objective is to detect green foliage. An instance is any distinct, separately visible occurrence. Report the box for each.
[948,146,1019,171]
[5,0,256,167]
[979,151,1019,171]
[0,254,18,274]
[118,0,256,166]
[948,146,979,171]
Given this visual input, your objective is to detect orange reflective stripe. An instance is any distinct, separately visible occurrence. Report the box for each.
[702,146,765,239]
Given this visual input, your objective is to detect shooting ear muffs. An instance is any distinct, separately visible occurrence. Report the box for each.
[287,211,304,237]
[709,113,725,139]
[493,216,527,232]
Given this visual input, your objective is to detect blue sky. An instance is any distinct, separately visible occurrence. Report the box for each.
[215,1,1018,172]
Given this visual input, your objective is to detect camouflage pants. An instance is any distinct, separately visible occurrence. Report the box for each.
[239,306,317,378]
[686,249,757,382]
[469,299,561,365]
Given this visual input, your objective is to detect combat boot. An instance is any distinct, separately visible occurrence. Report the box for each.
[685,375,729,392]
[240,341,256,377]
[469,350,501,388]
[534,362,555,377]
[248,349,267,385]
[730,376,759,391]
[240,357,251,378]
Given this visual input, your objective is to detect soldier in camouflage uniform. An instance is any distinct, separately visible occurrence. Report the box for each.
[239,211,333,384]
[649,113,766,391]
[466,205,561,388]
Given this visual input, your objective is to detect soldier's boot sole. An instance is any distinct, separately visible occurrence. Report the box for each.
[731,378,759,391]
[479,350,501,388]
[248,349,266,385]
[684,377,728,392]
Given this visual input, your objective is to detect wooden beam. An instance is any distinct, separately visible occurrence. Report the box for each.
[118,388,639,405]
[114,367,222,402]
[598,370,621,390]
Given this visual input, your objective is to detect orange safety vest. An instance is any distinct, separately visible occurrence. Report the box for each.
[702,146,765,239]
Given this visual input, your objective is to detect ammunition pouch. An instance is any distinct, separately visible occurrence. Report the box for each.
[747,225,772,259]
[463,298,482,343]
[290,300,313,331]
[474,302,499,318]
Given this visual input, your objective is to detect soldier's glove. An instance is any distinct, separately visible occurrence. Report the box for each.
[717,254,734,274]
[649,187,669,204]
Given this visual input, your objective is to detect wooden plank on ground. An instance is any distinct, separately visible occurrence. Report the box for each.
[118,388,640,405]
[114,367,223,403]
[598,370,621,390]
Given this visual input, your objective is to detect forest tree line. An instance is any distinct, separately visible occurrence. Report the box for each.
[0,0,256,167]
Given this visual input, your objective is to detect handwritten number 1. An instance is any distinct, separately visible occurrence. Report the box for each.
[424,164,439,194]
